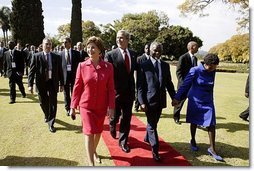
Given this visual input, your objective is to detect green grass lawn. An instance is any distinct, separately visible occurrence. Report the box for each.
[0,65,249,166]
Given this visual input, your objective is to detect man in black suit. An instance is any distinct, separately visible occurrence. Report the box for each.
[239,75,249,122]
[105,30,137,153]
[0,41,8,76]
[60,37,82,116]
[137,41,175,161]
[134,43,150,112]
[76,41,88,61]
[28,38,64,133]
[174,41,198,124]
[3,41,26,104]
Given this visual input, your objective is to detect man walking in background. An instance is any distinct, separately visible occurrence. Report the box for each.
[239,75,249,122]
[134,43,150,112]
[60,37,82,116]
[174,41,198,124]
[0,41,8,76]
[3,41,26,104]
[28,38,64,133]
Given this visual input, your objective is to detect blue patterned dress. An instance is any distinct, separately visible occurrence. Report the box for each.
[174,63,216,126]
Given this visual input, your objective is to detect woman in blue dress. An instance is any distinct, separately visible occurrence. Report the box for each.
[172,53,223,161]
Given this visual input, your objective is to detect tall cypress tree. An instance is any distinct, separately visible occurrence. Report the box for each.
[70,0,82,46]
[10,0,45,46]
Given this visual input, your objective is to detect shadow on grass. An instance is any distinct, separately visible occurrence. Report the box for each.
[216,122,249,132]
[55,119,82,133]
[0,88,9,92]
[0,155,79,166]
[167,141,249,166]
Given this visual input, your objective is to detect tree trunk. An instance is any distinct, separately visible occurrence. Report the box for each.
[2,29,6,46]
[6,30,8,44]
[70,0,82,46]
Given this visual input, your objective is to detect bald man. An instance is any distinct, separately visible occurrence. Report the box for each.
[174,41,199,124]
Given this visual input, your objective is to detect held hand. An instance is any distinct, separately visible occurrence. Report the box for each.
[70,108,76,120]
[28,86,33,94]
[140,104,147,112]
[171,99,179,106]
[107,109,115,119]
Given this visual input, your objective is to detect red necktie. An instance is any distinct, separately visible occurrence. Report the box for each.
[124,50,130,73]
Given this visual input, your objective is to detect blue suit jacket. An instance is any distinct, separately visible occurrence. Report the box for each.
[137,58,175,108]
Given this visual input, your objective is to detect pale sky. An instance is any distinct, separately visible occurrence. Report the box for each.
[0,0,250,51]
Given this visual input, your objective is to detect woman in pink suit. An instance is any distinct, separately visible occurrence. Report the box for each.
[70,36,115,166]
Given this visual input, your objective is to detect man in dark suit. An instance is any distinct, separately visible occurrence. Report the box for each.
[0,41,8,76]
[134,43,150,112]
[28,38,64,133]
[3,41,26,104]
[105,30,137,153]
[239,75,249,122]
[174,41,198,124]
[137,41,175,161]
[60,37,82,116]
[76,41,88,61]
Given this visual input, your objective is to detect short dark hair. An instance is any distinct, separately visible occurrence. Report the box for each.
[204,53,220,65]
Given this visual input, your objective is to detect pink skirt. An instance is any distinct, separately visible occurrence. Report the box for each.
[80,107,106,135]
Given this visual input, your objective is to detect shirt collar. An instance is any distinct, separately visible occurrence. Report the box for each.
[188,52,195,58]
[150,56,161,64]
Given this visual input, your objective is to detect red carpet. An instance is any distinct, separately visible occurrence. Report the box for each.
[101,115,191,166]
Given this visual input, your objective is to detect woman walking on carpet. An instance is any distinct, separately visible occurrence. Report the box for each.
[172,53,224,161]
[70,36,115,166]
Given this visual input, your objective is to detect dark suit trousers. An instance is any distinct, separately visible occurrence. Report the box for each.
[134,91,140,110]
[110,99,133,145]
[38,79,57,125]
[173,98,186,120]
[63,72,73,111]
[145,105,162,154]
[9,73,25,101]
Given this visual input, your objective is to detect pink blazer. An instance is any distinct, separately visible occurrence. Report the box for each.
[70,58,115,110]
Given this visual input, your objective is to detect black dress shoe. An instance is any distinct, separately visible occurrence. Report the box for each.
[9,101,15,104]
[152,152,161,161]
[119,144,130,153]
[66,110,70,116]
[239,116,249,122]
[49,126,56,133]
[174,118,181,125]
[22,94,26,98]
[110,126,116,139]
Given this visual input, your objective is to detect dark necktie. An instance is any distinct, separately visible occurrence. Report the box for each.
[192,56,197,67]
[124,50,130,73]
[45,53,49,81]
[66,50,70,64]
[154,60,159,77]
